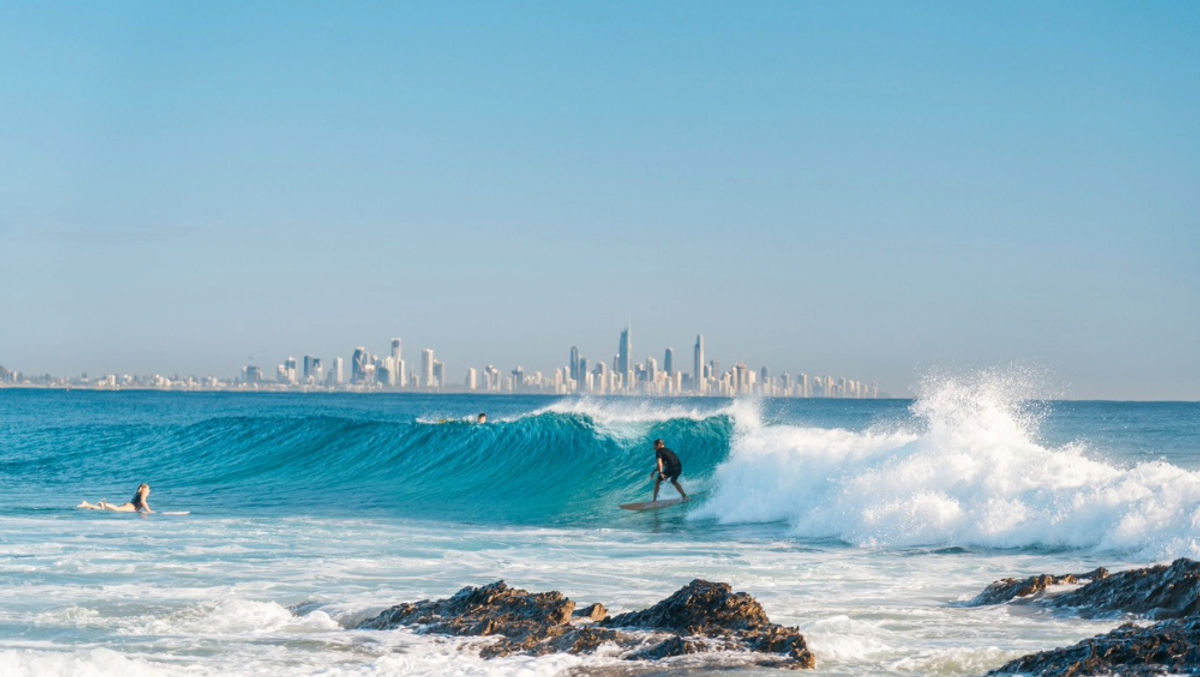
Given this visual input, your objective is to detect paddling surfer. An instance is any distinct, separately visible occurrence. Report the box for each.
[77,483,153,513]
[651,439,689,503]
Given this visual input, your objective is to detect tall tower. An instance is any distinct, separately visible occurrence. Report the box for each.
[351,347,368,384]
[693,334,705,394]
[422,348,435,388]
[569,345,580,382]
[617,326,631,377]
[663,347,674,375]
[390,338,402,364]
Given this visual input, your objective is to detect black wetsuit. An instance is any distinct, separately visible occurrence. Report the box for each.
[656,447,682,481]
[130,491,146,511]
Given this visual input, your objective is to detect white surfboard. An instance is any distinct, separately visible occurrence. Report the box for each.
[158,511,191,516]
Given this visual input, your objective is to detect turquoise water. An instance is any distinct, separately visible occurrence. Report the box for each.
[1,383,1198,675]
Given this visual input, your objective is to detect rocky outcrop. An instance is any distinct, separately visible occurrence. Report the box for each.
[977,559,1200,676]
[1049,558,1200,619]
[972,558,1200,620]
[574,602,607,621]
[358,579,814,669]
[985,616,1200,676]
[968,568,1109,606]
[602,579,813,668]
[357,580,583,658]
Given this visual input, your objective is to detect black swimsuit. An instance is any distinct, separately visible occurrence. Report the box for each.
[656,448,682,481]
[130,492,146,511]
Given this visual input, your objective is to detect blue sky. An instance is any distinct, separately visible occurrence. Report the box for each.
[1,1,1197,398]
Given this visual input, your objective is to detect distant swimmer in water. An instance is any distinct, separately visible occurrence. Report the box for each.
[77,483,153,513]
[650,439,689,503]
[477,413,487,424]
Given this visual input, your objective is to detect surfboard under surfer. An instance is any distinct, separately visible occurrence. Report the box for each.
[651,439,689,503]
[77,483,153,513]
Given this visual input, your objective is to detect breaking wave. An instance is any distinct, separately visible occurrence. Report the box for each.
[695,371,1200,558]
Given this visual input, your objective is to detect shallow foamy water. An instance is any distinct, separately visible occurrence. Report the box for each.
[0,513,1136,676]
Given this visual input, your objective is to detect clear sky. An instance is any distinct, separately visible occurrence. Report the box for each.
[1,2,1197,399]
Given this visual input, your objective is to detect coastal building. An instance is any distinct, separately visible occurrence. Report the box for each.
[351,347,368,384]
[421,349,435,389]
[617,326,631,378]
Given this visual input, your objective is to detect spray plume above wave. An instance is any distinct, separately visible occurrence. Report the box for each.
[695,370,1200,558]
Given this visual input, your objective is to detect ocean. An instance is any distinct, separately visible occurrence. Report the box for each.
[1,376,1198,676]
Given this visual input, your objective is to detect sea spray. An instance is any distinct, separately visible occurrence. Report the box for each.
[695,371,1200,557]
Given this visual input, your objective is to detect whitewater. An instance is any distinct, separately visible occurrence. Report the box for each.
[1,376,1197,676]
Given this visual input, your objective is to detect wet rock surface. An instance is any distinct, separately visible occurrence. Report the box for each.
[968,568,1109,606]
[358,578,814,669]
[977,558,1200,676]
[1049,558,1200,619]
[972,558,1200,619]
[985,616,1200,676]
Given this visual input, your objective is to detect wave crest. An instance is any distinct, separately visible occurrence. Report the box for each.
[696,371,1200,558]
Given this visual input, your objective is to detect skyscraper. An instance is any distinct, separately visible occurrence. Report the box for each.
[569,345,580,382]
[421,349,435,388]
[433,360,445,390]
[617,326,631,377]
[663,347,673,375]
[351,347,368,384]
[390,338,402,364]
[302,355,321,383]
[693,335,705,394]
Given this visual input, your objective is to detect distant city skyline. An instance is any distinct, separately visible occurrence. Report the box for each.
[1,3,1197,400]
[0,325,880,399]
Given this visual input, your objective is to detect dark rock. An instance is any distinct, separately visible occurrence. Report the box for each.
[358,578,814,669]
[358,579,576,657]
[602,579,814,668]
[545,625,620,655]
[603,579,771,633]
[985,616,1200,676]
[1050,559,1200,619]
[969,568,1109,606]
[972,559,1200,620]
[575,602,608,621]
[627,635,703,661]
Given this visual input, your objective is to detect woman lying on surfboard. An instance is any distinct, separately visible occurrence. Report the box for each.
[77,483,153,513]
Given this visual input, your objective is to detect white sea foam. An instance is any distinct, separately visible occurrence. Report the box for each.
[538,397,735,426]
[0,648,169,677]
[695,371,1200,558]
[128,598,340,636]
